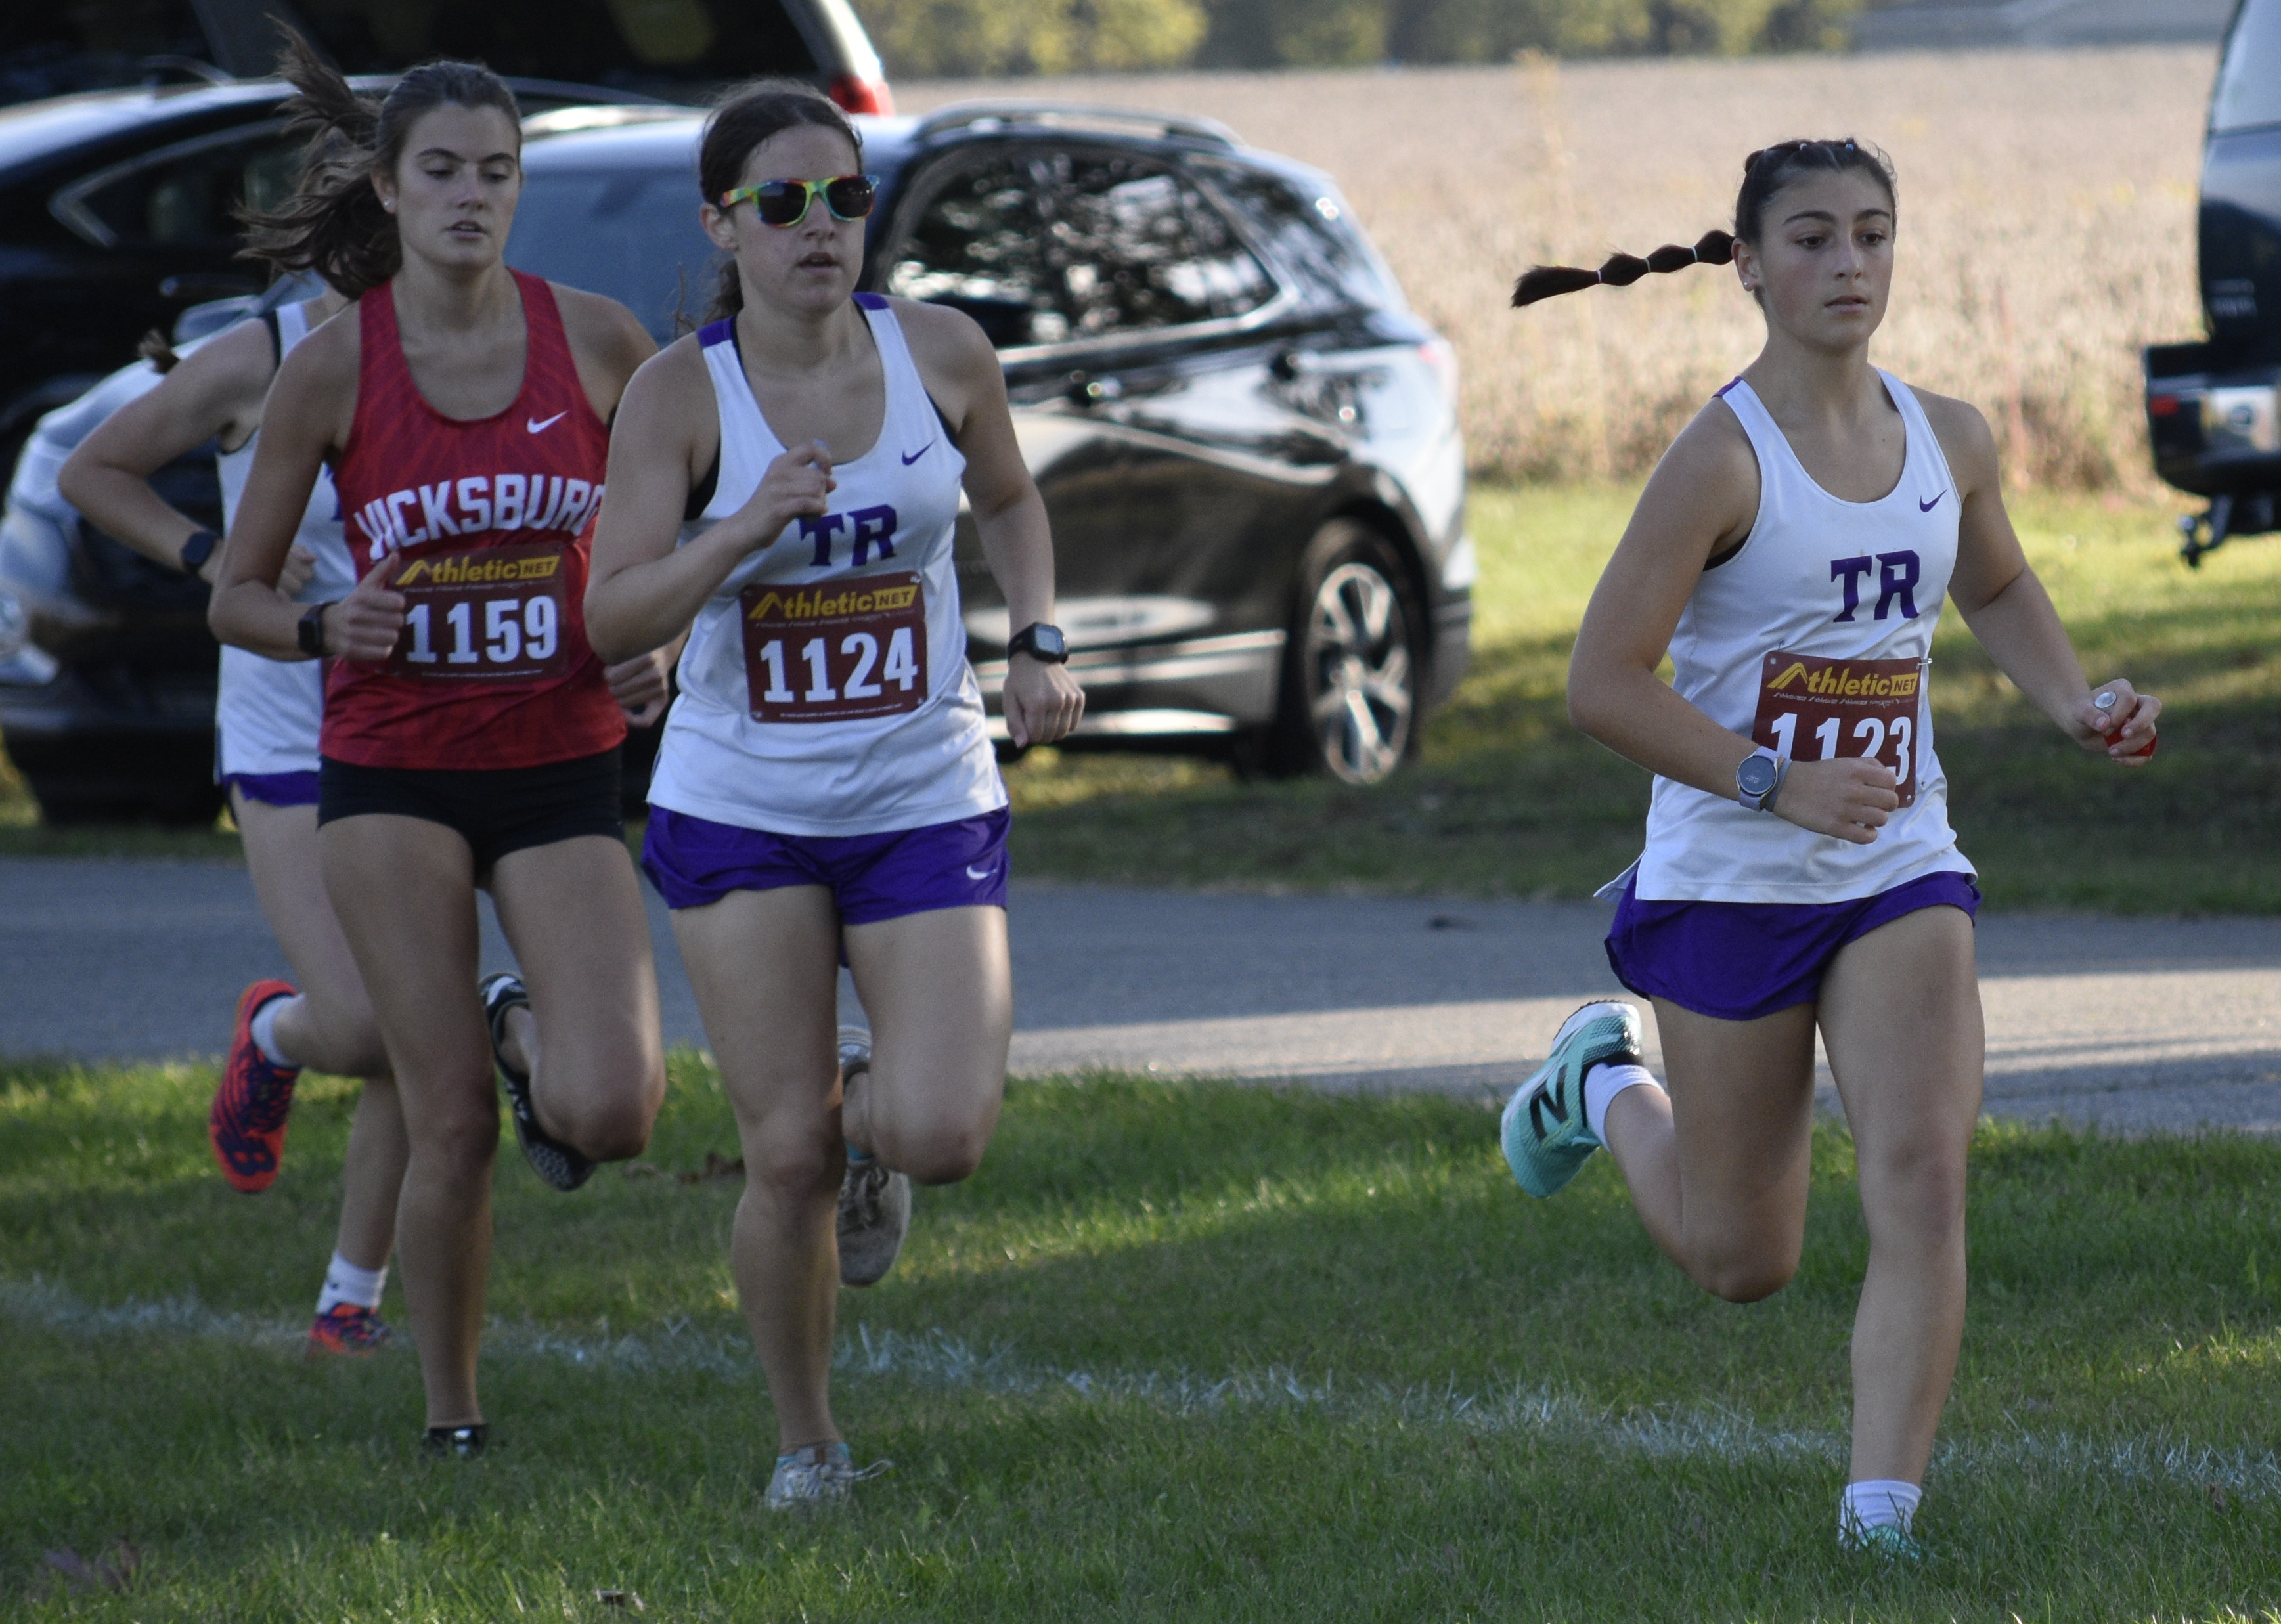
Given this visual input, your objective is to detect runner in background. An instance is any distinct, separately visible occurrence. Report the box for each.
[60,257,406,1357]
[207,36,668,1453]
[586,83,1082,1510]
[1499,139,2159,1557]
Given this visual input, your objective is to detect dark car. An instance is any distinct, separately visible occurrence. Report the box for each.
[508,102,1471,781]
[0,98,1468,820]
[2142,0,2281,565]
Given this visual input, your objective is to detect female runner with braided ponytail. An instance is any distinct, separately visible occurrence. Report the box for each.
[1496,139,2160,1558]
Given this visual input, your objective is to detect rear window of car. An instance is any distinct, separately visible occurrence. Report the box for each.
[2213,0,2281,134]
[1191,158,1402,315]
[294,0,818,99]
[506,167,722,341]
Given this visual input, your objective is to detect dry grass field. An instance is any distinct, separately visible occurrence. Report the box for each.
[900,48,2217,489]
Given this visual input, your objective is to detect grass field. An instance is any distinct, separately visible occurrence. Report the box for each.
[5,1055,2279,1620]
[901,47,2216,489]
[1003,482,2281,913]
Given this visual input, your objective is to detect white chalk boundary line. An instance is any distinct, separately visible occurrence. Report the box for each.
[6,1276,2275,1499]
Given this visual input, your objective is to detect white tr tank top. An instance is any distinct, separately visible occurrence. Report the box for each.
[1624,370,1974,904]
[646,296,1006,837]
[215,300,355,778]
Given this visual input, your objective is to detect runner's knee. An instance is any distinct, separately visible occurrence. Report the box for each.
[1684,1230,1801,1302]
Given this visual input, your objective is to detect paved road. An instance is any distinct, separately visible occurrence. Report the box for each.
[3,858,2277,1132]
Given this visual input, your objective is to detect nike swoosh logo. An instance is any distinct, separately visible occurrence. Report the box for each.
[1919,491,1945,512]
[902,441,934,465]
[527,412,567,435]
[965,864,994,881]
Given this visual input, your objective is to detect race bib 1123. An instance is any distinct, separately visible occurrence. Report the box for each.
[386,542,568,681]
[1750,650,1924,808]
[739,570,927,724]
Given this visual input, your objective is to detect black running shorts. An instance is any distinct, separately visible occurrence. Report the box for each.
[317,748,623,873]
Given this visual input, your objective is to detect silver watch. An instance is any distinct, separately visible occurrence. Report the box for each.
[1736,746,1787,812]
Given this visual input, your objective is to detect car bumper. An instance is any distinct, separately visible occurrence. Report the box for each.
[2143,345,2281,500]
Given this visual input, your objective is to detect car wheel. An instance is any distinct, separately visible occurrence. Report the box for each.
[1269,520,1422,784]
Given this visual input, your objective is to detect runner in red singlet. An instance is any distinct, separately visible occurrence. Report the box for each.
[208,36,668,1453]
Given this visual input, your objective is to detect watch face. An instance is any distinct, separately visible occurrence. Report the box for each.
[1030,625,1067,659]
[1738,755,1779,797]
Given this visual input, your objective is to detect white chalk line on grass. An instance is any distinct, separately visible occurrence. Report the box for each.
[7,1275,2276,1499]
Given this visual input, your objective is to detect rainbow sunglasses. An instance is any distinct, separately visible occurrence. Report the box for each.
[718,173,881,228]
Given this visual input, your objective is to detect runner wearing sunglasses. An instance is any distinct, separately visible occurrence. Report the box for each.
[587,81,1083,1511]
[207,35,671,1454]
[1499,139,2159,1558]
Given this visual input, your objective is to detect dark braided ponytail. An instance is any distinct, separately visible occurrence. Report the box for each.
[1511,138,1896,309]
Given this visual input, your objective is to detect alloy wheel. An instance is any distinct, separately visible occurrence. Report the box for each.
[1300,560,1414,783]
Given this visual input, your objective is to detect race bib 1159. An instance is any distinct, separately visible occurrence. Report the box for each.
[386,542,568,681]
[739,570,927,724]
[1750,650,1924,808]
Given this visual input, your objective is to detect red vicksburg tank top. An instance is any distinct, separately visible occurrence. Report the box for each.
[324,270,624,770]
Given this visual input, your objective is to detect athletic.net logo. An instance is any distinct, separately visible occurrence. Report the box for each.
[351,473,604,561]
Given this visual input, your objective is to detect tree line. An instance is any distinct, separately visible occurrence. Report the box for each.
[851,0,1873,77]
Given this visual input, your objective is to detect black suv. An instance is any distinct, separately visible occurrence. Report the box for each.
[1,100,1469,819]
[2143,0,2281,564]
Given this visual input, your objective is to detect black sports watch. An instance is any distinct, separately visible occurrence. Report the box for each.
[1736,746,1787,812]
[179,527,221,577]
[1006,622,1069,664]
[298,602,334,659]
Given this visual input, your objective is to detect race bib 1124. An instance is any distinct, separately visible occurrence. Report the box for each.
[739,570,927,724]
[1750,650,1924,808]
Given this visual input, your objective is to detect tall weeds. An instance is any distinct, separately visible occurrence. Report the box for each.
[903,47,2216,490]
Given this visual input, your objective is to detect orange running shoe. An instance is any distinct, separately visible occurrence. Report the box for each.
[307,1302,392,1357]
[210,980,301,1193]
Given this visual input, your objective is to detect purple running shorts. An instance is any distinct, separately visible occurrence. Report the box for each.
[221,770,321,809]
[642,804,1010,923]
[1605,868,1981,1022]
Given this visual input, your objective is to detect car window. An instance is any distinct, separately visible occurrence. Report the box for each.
[2213,0,2281,134]
[292,0,817,99]
[1042,149,1277,339]
[1191,159,1401,314]
[884,152,1073,348]
[58,127,301,250]
[0,3,208,106]
[507,167,724,342]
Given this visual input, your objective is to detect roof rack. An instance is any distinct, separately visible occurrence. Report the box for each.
[913,100,1239,150]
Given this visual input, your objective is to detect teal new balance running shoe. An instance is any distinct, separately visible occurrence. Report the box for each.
[1500,1000,1644,1198]
[1844,1524,1926,1563]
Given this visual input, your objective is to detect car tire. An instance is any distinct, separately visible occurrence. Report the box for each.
[32,776,225,828]
[1267,519,1423,785]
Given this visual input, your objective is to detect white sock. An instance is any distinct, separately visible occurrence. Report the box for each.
[1839,1479,1922,1541]
[315,1252,387,1316]
[250,995,299,1069]
[1583,1062,1659,1145]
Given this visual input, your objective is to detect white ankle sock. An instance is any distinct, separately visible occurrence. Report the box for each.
[1838,1479,1922,1540]
[1582,1062,1658,1144]
[250,996,298,1069]
[315,1252,387,1315]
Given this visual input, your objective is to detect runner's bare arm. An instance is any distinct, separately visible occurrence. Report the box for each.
[898,299,1082,748]
[1926,390,2159,762]
[585,340,834,663]
[60,321,275,582]
[1570,405,1898,841]
[207,320,401,663]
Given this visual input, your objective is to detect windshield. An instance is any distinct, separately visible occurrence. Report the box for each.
[2213,0,2281,133]
[507,167,723,341]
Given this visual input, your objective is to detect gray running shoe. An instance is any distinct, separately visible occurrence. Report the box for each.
[1499,999,1643,1199]
[835,1026,912,1287]
[763,1440,892,1511]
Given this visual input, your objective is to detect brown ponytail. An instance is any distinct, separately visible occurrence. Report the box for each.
[238,28,521,299]
[1511,138,1896,310]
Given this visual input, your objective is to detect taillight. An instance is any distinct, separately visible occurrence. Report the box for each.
[1419,337,1459,410]
[2148,394,2181,418]
[828,74,894,116]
